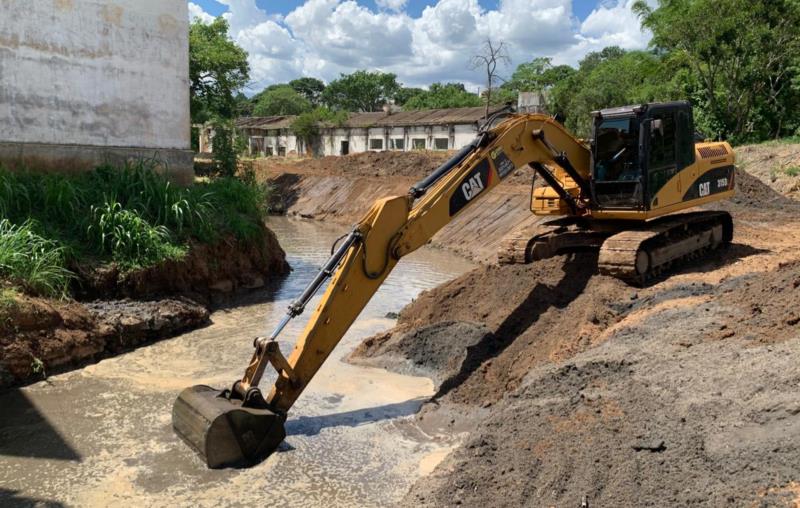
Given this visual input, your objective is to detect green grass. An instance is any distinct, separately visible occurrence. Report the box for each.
[750,135,800,147]
[0,220,72,297]
[784,166,800,177]
[0,162,272,297]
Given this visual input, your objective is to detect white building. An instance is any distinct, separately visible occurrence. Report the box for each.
[230,106,504,158]
[0,0,193,182]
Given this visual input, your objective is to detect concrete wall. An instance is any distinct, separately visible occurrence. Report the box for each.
[0,0,193,182]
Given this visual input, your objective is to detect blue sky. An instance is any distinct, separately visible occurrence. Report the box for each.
[192,0,600,20]
[187,0,652,92]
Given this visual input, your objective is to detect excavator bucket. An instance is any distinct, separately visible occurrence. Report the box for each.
[172,385,286,468]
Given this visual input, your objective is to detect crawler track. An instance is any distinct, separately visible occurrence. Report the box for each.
[498,211,734,286]
[598,211,733,285]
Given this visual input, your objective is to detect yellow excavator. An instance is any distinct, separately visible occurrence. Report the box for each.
[173,101,735,468]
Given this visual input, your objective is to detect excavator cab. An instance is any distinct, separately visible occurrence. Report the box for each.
[590,101,696,211]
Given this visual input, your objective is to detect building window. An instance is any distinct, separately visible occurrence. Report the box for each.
[369,138,384,150]
[389,138,404,150]
[412,138,426,150]
[278,146,286,157]
[433,138,449,150]
[265,146,274,156]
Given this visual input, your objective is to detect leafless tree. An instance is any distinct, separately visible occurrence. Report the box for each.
[470,39,511,119]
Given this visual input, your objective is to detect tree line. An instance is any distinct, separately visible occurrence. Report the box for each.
[191,0,800,163]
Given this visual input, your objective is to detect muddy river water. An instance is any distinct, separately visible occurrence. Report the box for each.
[0,217,475,507]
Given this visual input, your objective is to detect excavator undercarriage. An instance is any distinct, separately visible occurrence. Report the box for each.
[498,210,733,285]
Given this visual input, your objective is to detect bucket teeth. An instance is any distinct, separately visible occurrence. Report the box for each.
[172,385,286,468]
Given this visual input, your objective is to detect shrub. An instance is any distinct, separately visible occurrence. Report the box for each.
[0,220,72,298]
[88,201,185,269]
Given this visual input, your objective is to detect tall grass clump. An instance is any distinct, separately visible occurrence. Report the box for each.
[0,161,272,293]
[0,220,72,297]
[88,201,186,269]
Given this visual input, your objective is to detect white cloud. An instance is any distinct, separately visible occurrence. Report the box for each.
[187,0,653,93]
[188,2,215,23]
[375,0,407,12]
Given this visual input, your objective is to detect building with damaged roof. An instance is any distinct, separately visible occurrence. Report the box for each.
[222,106,506,158]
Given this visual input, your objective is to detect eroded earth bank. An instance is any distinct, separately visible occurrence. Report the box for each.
[263,146,800,506]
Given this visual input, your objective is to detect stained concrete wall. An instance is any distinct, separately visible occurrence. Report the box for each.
[0,0,193,182]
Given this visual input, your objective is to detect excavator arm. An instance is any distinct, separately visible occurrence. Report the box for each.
[172,111,591,468]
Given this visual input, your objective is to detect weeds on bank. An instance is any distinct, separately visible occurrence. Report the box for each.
[0,161,272,297]
[0,220,72,297]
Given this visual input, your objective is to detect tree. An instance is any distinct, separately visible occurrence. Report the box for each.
[322,70,401,112]
[289,77,326,106]
[634,0,800,142]
[253,85,312,116]
[189,17,250,124]
[505,57,576,93]
[394,87,425,106]
[403,83,482,110]
[548,48,680,136]
[470,39,511,119]
[234,92,254,117]
[291,108,349,156]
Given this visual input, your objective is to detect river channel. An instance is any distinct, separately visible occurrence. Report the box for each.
[0,217,475,507]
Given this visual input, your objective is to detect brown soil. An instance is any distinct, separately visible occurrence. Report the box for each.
[736,141,800,199]
[0,295,208,387]
[257,152,537,263]
[346,147,800,506]
[254,150,451,179]
[73,224,290,303]
[1,224,291,388]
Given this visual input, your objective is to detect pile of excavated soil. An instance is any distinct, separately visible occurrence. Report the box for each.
[255,150,450,179]
[736,141,800,199]
[726,166,800,210]
[402,260,800,507]
[0,295,208,387]
[73,226,290,303]
[350,254,630,407]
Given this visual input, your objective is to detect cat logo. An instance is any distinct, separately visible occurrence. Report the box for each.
[461,173,485,201]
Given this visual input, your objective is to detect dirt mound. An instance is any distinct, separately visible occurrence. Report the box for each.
[350,321,490,388]
[0,295,208,387]
[351,254,629,406]
[256,151,451,179]
[404,261,800,507]
[736,141,800,199]
[728,166,800,210]
[73,225,290,303]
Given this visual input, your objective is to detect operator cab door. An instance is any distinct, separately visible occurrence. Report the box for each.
[591,116,643,209]
[643,102,695,209]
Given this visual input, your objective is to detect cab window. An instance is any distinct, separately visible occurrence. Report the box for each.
[594,118,638,181]
[648,113,676,170]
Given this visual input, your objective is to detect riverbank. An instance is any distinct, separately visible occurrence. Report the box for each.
[255,151,538,263]
[0,166,290,388]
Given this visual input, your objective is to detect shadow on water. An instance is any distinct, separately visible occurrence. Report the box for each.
[433,253,597,401]
[0,389,81,461]
[0,489,65,508]
[285,398,427,437]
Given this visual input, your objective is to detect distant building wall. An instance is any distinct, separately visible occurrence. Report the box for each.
[0,0,193,182]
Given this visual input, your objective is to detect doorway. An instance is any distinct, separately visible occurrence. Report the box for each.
[340,140,349,155]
